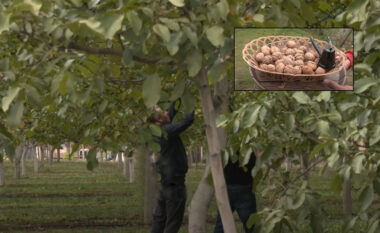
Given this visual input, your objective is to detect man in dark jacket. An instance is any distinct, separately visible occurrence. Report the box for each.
[149,99,194,233]
[214,151,257,233]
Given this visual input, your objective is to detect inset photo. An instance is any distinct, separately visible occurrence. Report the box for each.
[235,28,353,91]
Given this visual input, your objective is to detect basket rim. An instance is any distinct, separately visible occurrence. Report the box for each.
[242,36,347,78]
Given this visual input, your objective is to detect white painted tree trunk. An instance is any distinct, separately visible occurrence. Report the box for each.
[144,151,159,225]
[123,153,129,178]
[34,146,38,173]
[118,152,123,169]
[200,146,203,162]
[188,164,214,233]
[196,68,236,233]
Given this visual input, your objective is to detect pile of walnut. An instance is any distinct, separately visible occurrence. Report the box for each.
[255,40,341,75]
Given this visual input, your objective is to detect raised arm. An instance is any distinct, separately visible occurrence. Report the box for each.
[163,111,194,135]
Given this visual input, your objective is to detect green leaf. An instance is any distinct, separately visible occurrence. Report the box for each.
[166,31,183,55]
[142,75,161,108]
[300,0,316,24]
[79,13,124,40]
[318,1,332,11]
[369,125,380,146]
[6,101,24,127]
[359,185,374,212]
[355,63,373,76]
[253,14,264,23]
[352,155,365,174]
[0,12,11,34]
[247,213,260,229]
[368,219,379,233]
[126,10,142,35]
[242,104,261,128]
[69,0,83,7]
[316,120,330,136]
[12,0,42,16]
[343,216,358,233]
[338,102,358,111]
[292,91,310,104]
[122,49,134,67]
[285,113,295,130]
[232,119,240,134]
[183,26,198,48]
[355,78,377,93]
[315,91,330,102]
[99,100,108,112]
[185,49,202,77]
[160,18,180,31]
[182,89,196,113]
[261,143,275,163]
[168,0,184,7]
[2,87,21,112]
[310,208,324,233]
[170,79,185,101]
[86,149,99,171]
[206,26,225,47]
[209,62,226,83]
[216,0,229,21]
[150,124,162,137]
[153,23,171,42]
[310,142,329,161]
[357,109,371,127]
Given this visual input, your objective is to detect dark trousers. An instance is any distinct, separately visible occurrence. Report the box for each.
[151,183,187,233]
[214,185,257,233]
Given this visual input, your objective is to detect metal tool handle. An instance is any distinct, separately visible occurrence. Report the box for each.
[327,37,333,50]
[310,36,322,56]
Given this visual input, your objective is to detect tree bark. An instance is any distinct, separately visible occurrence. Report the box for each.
[196,67,236,233]
[188,164,214,233]
[129,157,135,183]
[342,156,352,217]
[40,146,45,168]
[118,152,123,169]
[49,146,54,165]
[144,151,159,225]
[34,146,38,173]
[0,153,5,186]
[21,144,27,177]
[14,143,24,179]
[57,148,61,163]
[123,153,129,178]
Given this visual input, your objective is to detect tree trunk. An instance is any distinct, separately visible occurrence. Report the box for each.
[21,144,27,177]
[34,146,38,173]
[57,148,60,163]
[129,157,135,183]
[118,152,123,169]
[197,67,236,233]
[14,144,24,179]
[200,146,203,162]
[40,146,45,168]
[0,153,5,186]
[49,146,54,165]
[343,156,352,217]
[144,151,159,225]
[123,153,129,178]
[188,164,214,233]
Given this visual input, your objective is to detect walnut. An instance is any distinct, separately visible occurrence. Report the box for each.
[299,45,307,52]
[304,52,315,61]
[262,55,273,64]
[287,40,297,48]
[270,46,280,54]
[281,47,287,54]
[302,65,314,74]
[315,67,326,74]
[295,53,304,61]
[306,61,317,70]
[260,63,268,70]
[294,60,304,66]
[267,64,276,72]
[282,56,294,65]
[284,65,294,74]
[275,59,284,66]
[295,49,304,54]
[285,48,296,56]
[272,52,283,61]
[276,63,285,73]
[255,53,265,63]
[261,45,271,55]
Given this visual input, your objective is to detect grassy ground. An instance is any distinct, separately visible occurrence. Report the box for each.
[235,28,354,90]
[0,160,376,232]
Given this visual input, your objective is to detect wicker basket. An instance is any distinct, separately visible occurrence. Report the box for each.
[242,36,347,82]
